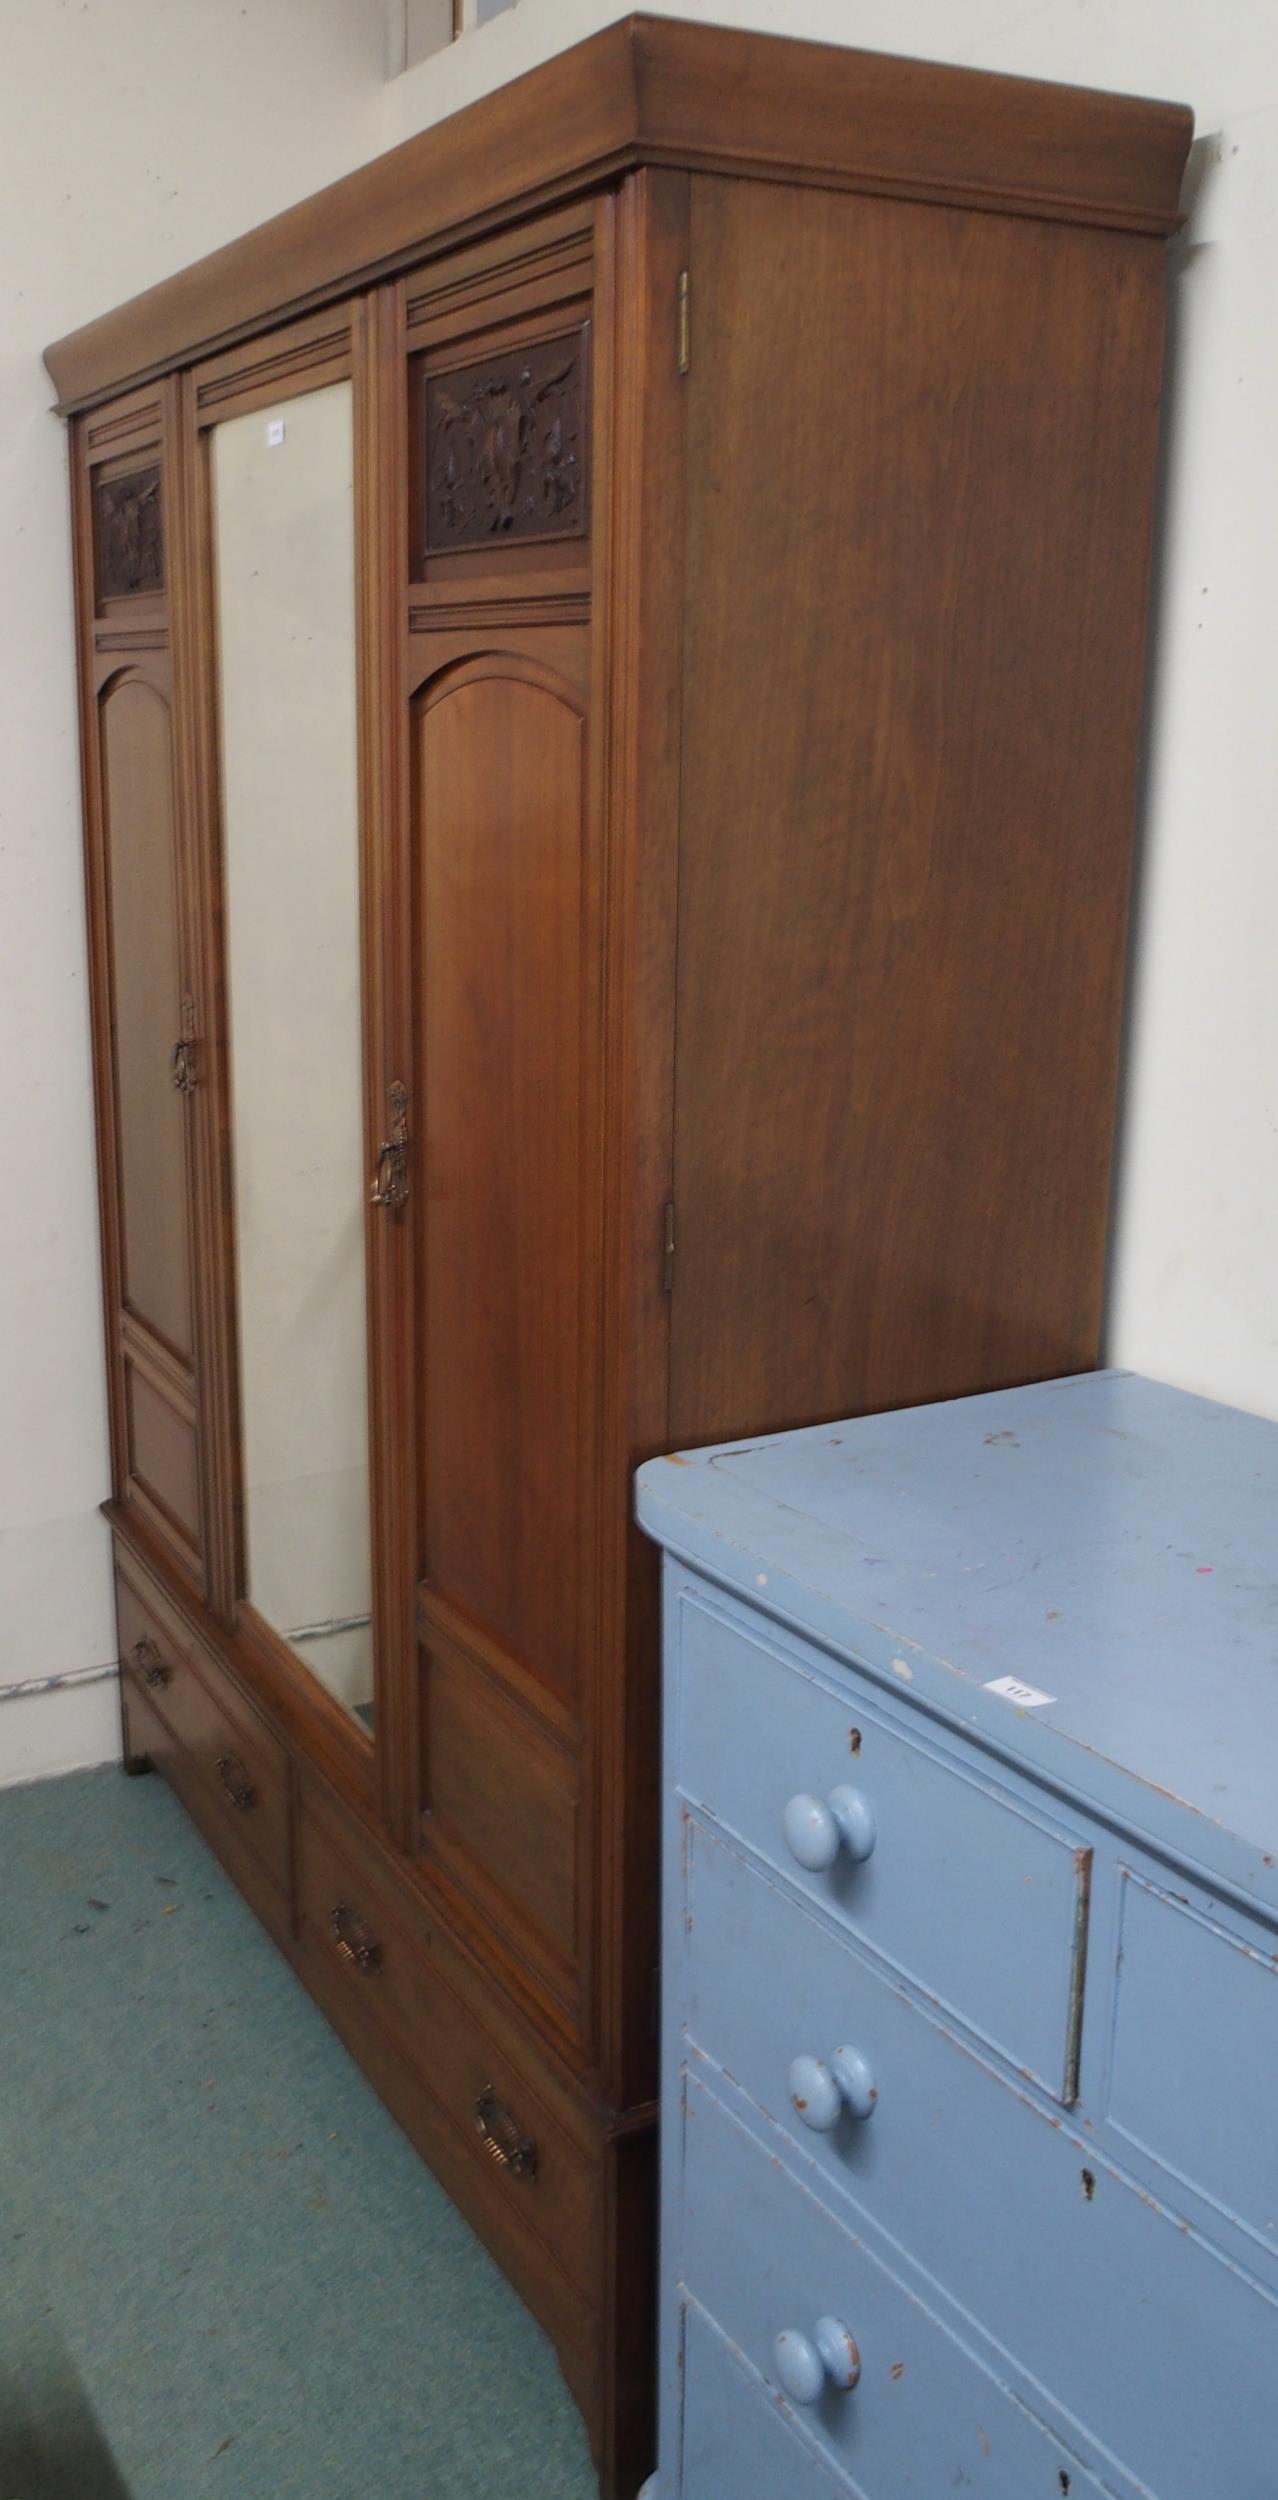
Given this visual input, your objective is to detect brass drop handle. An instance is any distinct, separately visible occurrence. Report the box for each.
[216,1752,256,1811]
[331,1900,382,1973]
[475,2085,538,2181]
[370,1078,410,1212]
[131,1636,170,1690]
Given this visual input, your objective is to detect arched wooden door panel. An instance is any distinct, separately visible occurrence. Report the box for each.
[99,671,193,1358]
[413,653,595,2016]
[97,662,202,1565]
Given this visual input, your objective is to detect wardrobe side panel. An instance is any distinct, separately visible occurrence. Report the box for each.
[670,175,1168,1446]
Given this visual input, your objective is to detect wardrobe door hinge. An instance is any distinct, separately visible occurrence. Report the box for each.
[662,1200,676,1294]
[677,270,691,376]
[370,1078,410,1214]
[171,991,198,1094]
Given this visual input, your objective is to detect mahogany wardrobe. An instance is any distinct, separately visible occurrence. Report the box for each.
[46,21,1191,2496]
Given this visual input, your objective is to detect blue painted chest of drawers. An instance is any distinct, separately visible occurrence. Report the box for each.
[635,1371,1278,2500]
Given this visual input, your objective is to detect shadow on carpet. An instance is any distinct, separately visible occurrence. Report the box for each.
[0,1765,597,2498]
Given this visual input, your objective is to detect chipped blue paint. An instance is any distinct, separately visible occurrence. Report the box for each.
[639,1370,1278,1921]
[640,1372,1278,2498]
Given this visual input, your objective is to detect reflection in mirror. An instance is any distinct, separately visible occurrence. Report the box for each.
[212,381,374,1733]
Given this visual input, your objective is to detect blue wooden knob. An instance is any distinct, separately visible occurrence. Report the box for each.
[774,2328,825,2404]
[782,1792,840,1870]
[774,2317,861,2404]
[788,2053,842,2130]
[829,1784,877,1862]
[789,2047,878,2130]
[782,1784,876,1870]
[831,2044,878,2119]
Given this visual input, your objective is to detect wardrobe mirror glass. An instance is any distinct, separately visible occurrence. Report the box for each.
[212,379,375,1734]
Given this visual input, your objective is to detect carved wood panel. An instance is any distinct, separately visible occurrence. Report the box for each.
[94,464,164,600]
[422,327,589,554]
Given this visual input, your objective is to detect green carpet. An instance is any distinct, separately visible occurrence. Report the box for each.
[0,1765,598,2498]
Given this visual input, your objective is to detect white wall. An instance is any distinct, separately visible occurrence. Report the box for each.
[4,0,1275,1779]
[386,0,1278,1433]
[0,0,387,1786]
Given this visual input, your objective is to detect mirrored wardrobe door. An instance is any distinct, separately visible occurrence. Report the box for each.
[209,374,377,1736]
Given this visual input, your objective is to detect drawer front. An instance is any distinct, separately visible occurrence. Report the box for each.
[681,1821,1278,2500]
[681,2299,853,2500]
[120,1672,289,1958]
[295,1777,599,2302]
[1103,1867,1278,2257]
[117,1566,290,1899]
[680,2075,1111,2500]
[674,1585,1088,2093]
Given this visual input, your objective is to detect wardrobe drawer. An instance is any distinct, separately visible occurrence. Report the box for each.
[1103,1867,1278,2258]
[681,2075,1111,2500]
[117,1567,290,1900]
[674,1586,1089,2094]
[295,1777,600,2302]
[680,1822,1278,2500]
[681,2300,854,2500]
[116,1566,189,1706]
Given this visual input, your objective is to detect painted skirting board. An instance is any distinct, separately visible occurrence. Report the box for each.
[0,1679,121,1790]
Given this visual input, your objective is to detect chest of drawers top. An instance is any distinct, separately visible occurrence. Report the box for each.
[636,1368,1278,1914]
